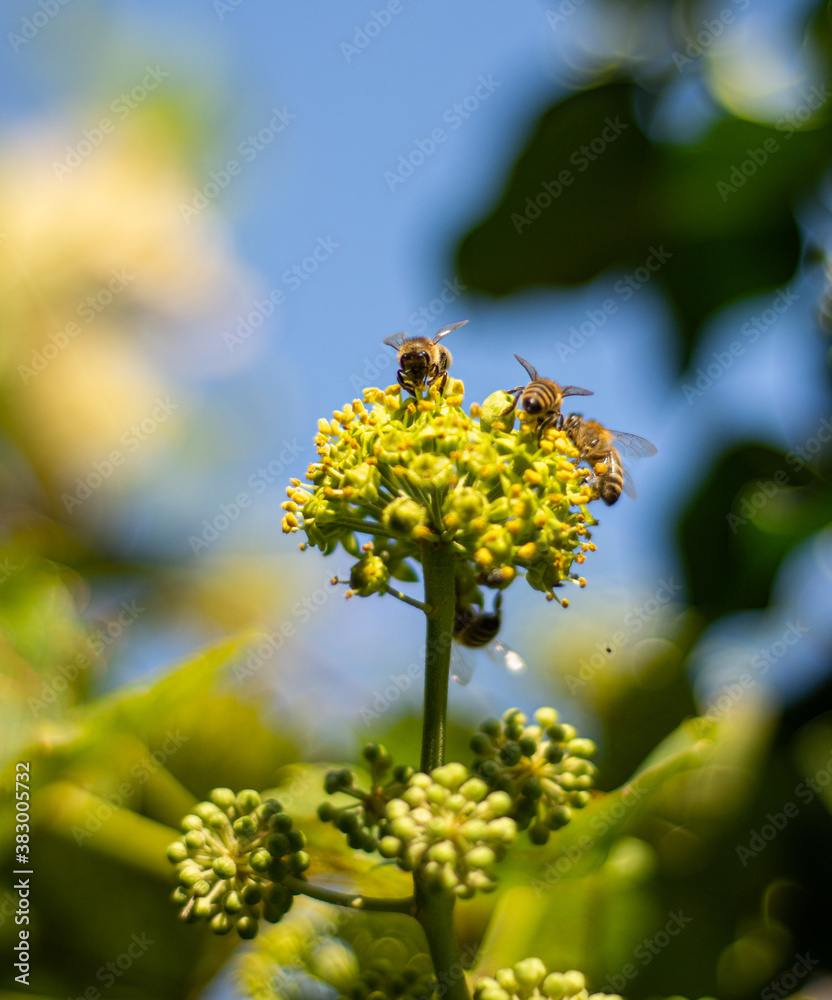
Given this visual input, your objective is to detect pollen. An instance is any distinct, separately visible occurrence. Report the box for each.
[284,381,599,603]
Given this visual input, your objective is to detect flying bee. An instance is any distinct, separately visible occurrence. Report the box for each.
[451,592,527,686]
[502,354,593,440]
[383,319,468,397]
[563,414,657,505]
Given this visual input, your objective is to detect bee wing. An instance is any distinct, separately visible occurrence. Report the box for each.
[383,331,407,348]
[561,386,594,397]
[431,319,468,344]
[485,640,527,675]
[622,466,638,500]
[513,354,539,380]
[451,643,476,686]
[607,431,658,460]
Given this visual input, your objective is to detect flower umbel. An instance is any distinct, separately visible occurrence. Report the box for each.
[318,742,414,852]
[378,762,517,898]
[470,708,597,844]
[473,959,621,1000]
[283,381,596,601]
[166,788,308,938]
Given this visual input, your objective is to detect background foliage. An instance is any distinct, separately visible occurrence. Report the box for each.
[1,0,831,998]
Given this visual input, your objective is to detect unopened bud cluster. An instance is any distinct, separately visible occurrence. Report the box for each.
[378,762,517,898]
[470,708,597,844]
[474,959,621,1000]
[166,788,309,938]
[282,382,596,601]
[317,743,413,851]
[240,907,435,1000]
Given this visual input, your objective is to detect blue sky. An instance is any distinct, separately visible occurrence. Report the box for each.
[3,0,830,749]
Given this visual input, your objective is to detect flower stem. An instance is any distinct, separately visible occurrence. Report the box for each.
[283,875,414,913]
[419,541,456,772]
[416,541,471,1000]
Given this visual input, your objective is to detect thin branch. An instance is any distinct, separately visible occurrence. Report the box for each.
[383,585,432,614]
[284,875,415,914]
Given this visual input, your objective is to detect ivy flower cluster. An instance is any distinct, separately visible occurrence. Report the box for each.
[318,742,414,852]
[377,762,518,898]
[240,905,436,1000]
[282,381,596,601]
[473,959,621,1000]
[166,788,308,939]
[470,708,598,844]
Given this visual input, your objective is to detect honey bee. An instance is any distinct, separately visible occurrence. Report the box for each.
[503,355,593,439]
[563,414,657,505]
[451,592,527,686]
[383,319,468,397]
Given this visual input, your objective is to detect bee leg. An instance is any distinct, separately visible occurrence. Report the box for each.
[397,370,417,397]
[536,413,557,443]
[436,371,448,394]
[500,390,522,416]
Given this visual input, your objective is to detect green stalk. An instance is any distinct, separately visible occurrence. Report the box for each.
[419,541,455,772]
[416,541,471,1000]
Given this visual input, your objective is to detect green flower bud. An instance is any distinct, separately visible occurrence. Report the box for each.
[383,497,427,533]
[349,554,390,596]
[181,814,204,831]
[534,707,559,728]
[495,969,520,994]
[514,958,547,990]
[249,849,273,872]
[236,916,259,940]
[290,850,311,872]
[210,913,232,935]
[235,789,261,814]
[379,836,401,858]
[233,815,257,838]
[209,787,236,810]
[223,891,243,913]
[269,811,294,833]
[460,777,489,802]
[267,833,290,857]
[167,841,189,863]
[212,856,237,879]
